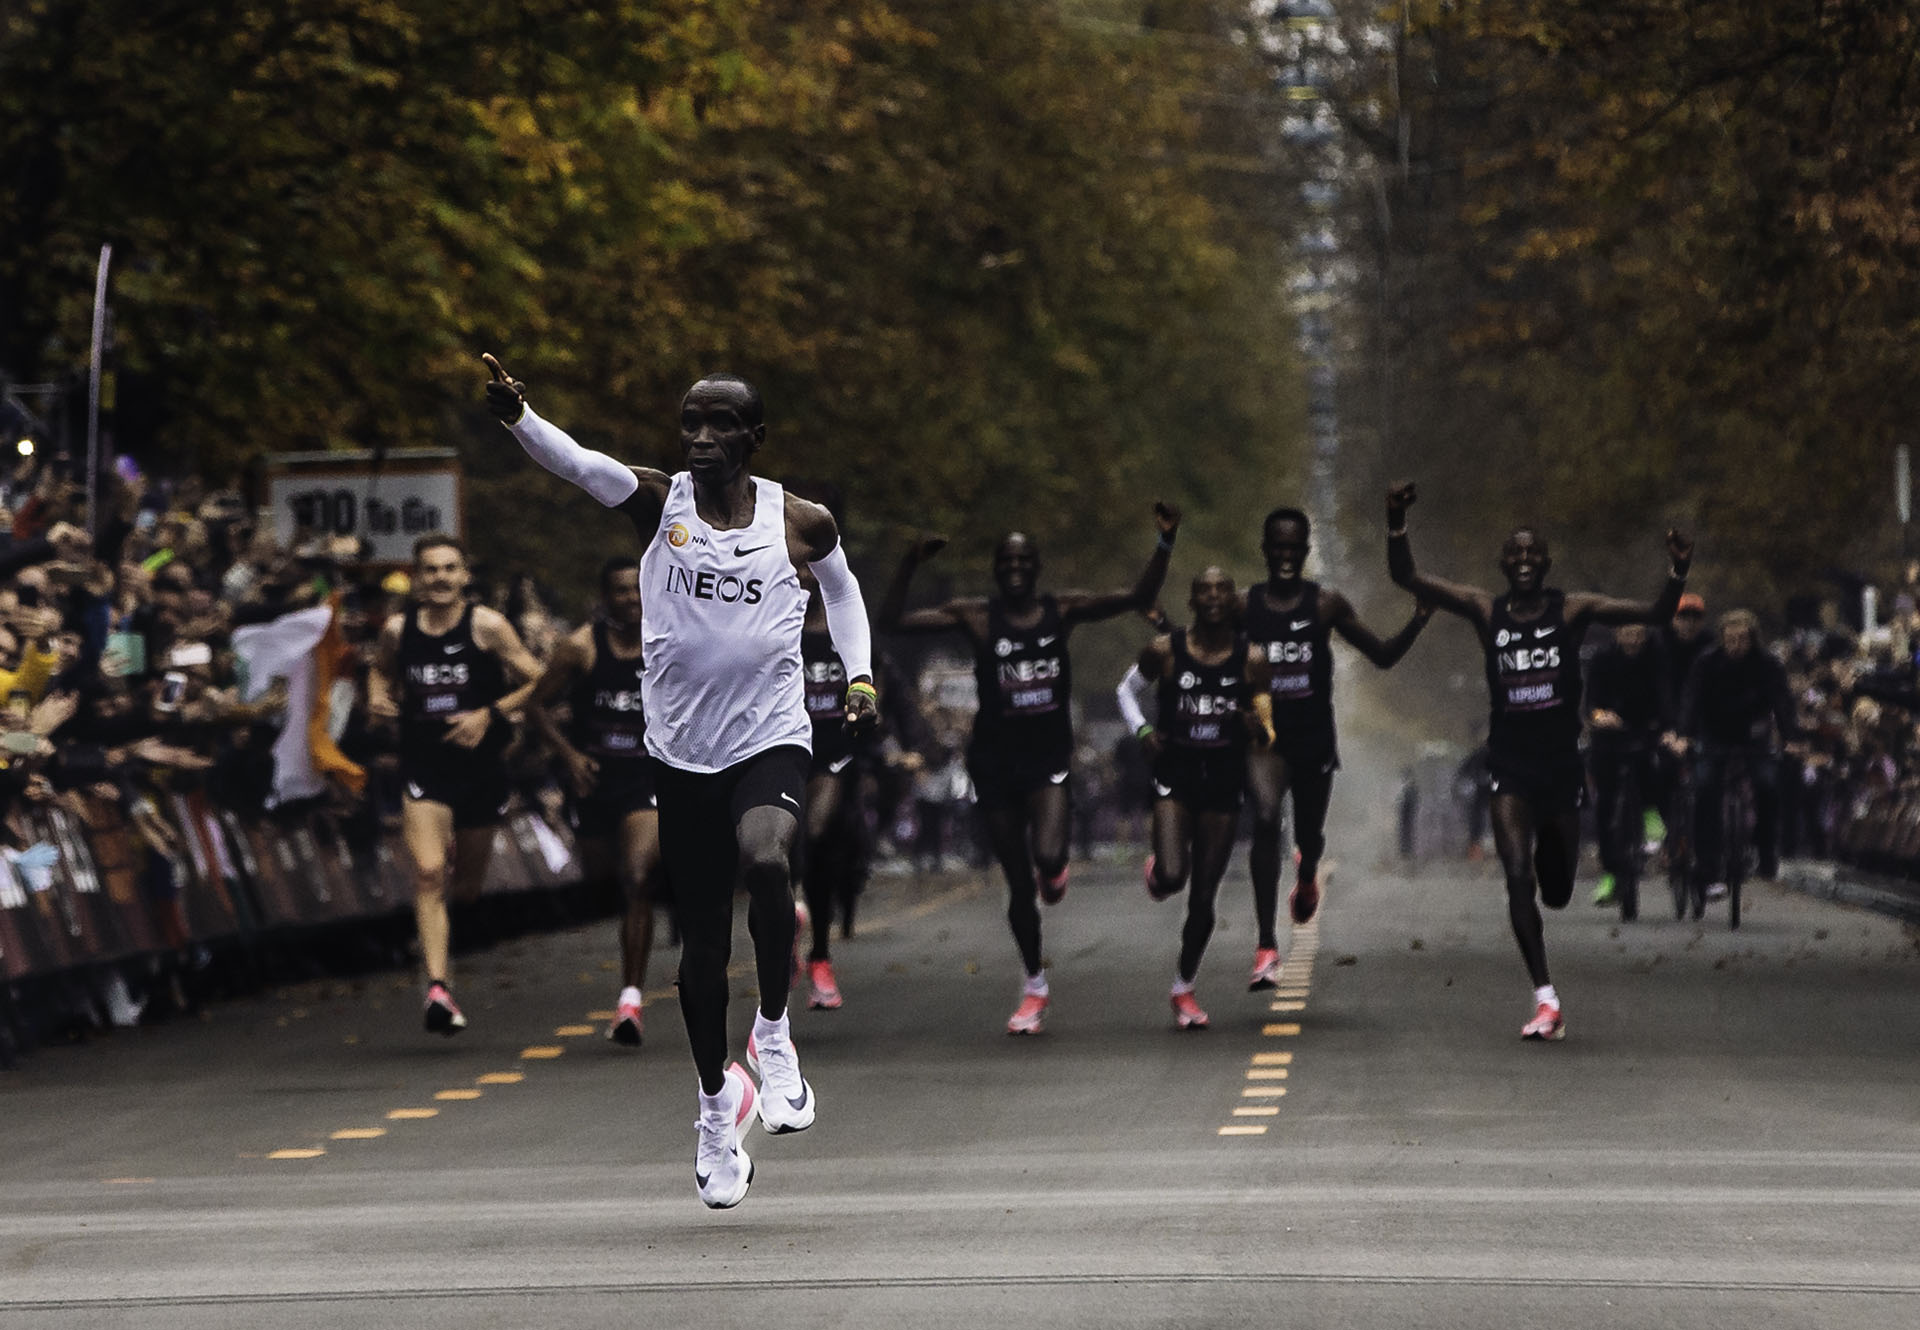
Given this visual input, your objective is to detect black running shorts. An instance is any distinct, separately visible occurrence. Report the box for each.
[402,751,510,830]
[1153,747,1247,815]
[966,737,1072,806]
[652,745,810,908]
[570,758,658,839]
[1487,748,1587,811]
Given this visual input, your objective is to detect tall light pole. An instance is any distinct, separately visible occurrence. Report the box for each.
[86,242,113,535]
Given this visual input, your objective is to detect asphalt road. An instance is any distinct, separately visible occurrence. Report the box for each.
[2,841,1917,1328]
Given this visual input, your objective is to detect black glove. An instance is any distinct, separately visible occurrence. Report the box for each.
[482,353,527,424]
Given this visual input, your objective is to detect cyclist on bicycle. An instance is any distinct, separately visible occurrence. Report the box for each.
[1673,609,1797,897]
[1585,623,1673,908]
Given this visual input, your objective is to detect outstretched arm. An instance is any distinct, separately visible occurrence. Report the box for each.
[1565,528,1694,630]
[1057,502,1182,625]
[483,353,672,542]
[877,535,984,638]
[1384,483,1493,626]
[1325,588,1434,668]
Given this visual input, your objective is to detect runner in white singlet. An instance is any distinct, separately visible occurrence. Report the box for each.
[484,354,878,1210]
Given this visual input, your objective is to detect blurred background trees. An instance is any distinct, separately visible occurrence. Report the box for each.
[1,0,1304,626]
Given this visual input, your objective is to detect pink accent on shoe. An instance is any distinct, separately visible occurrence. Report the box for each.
[1038,864,1069,905]
[1521,1002,1566,1041]
[1170,989,1209,1030]
[808,959,843,1010]
[1006,992,1048,1035]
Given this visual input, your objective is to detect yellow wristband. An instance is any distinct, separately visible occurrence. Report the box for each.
[846,681,877,703]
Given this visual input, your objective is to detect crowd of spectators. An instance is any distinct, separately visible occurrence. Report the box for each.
[11,437,1920,1044]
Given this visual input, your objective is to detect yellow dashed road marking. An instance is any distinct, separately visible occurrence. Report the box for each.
[1222,925,1317,1136]
[274,879,985,1165]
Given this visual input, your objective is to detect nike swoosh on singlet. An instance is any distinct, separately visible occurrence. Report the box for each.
[779,791,799,806]
[1534,626,1555,638]
[1036,635,1057,647]
[1291,619,1312,631]
[443,643,462,653]
[735,543,771,557]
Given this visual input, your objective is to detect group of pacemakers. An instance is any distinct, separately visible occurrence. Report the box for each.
[369,357,1694,1208]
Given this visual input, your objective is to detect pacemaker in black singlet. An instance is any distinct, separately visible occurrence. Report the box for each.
[1483,590,1586,804]
[967,595,1073,801]
[1244,581,1337,768]
[1152,629,1251,814]
[569,621,655,834]
[802,628,852,774]
[398,602,511,826]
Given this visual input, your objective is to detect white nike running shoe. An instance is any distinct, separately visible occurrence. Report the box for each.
[694,1062,756,1209]
[746,1025,817,1134]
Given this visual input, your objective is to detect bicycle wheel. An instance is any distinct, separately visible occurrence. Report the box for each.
[1725,772,1753,931]
[1614,768,1641,922]
[1667,800,1691,920]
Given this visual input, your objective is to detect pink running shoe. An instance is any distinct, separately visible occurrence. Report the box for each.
[1037,864,1070,904]
[607,999,643,1046]
[1170,989,1210,1030]
[1006,992,1048,1035]
[423,981,466,1036]
[1247,947,1283,991]
[1288,871,1321,925]
[1520,1002,1566,1041]
[808,958,843,1011]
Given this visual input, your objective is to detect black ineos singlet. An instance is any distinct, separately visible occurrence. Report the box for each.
[1244,581,1333,740]
[972,596,1072,757]
[1484,591,1583,760]
[570,622,647,766]
[399,603,507,763]
[1158,629,1250,753]
[801,629,847,730]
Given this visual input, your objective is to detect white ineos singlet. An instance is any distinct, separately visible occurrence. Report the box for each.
[639,473,812,772]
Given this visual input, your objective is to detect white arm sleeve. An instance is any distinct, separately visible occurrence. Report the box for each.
[809,543,873,682]
[506,405,640,508]
[1117,663,1152,733]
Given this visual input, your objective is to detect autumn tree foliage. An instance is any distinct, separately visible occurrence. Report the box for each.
[1,1,1305,601]
[1330,0,1920,607]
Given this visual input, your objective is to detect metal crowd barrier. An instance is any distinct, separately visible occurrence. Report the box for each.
[0,794,584,1015]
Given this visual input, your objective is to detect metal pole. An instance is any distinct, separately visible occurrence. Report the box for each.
[86,242,112,535]
[1897,444,1911,561]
